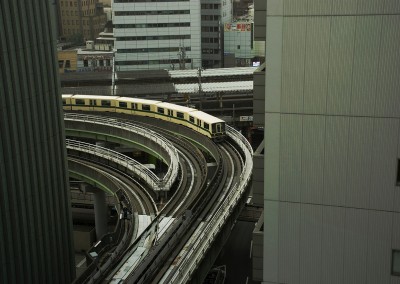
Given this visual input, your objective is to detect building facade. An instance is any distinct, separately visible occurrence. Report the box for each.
[201,0,223,68]
[113,0,201,71]
[253,0,400,283]
[0,1,75,283]
[59,0,107,42]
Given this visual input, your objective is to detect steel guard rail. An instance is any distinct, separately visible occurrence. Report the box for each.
[64,113,179,191]
[167,125,253,283]
[66,139,162,191]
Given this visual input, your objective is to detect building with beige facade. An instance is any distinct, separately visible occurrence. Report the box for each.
[59,0,107,42]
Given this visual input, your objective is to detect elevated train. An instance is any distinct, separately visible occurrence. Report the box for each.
[62,94,226,141]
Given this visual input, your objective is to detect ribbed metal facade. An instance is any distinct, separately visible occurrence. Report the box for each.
[261,0,400,283]
[0,1,75,283]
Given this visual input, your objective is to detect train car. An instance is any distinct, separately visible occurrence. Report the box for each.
[62,94,226,141]
[69,95,119,112]
[152,102,197,123]
[62,94,74,110]
[115,97,161,118]
[190,110,226,141]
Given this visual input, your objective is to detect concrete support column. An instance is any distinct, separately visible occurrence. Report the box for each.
[93,190,108,240]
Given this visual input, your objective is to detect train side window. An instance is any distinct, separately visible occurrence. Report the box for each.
[177,112,184,119]
[189,116,194,123]
[158,107,164,114]
[131,103,137,109]
[197,120,201,126]
[119,101,127,108]
[89,99,96,106]
[142,104,150,111]
[168,109,173,116]
[101,100,111,107]
[75,99,85,105]
[204,123,209,130]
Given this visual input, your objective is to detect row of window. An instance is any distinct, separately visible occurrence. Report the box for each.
[83,59,111,67]
[201,15,220,21]
[115,10,190,16]
[202,48,220,54]
[116,58,191,66]
[118,47,191,54]
[60,0,95,6]
[116,35,191,41]
[201,4,220,9]
[114,0,189,2]
[201,37,219,43]
[114,22,190,29]
[201,26,219,33]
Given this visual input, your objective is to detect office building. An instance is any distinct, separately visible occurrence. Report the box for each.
[0,1,75,283]
[253,0,400,283]
[201,1,223,68]
[113,0,202,71]
[58,0,107,42]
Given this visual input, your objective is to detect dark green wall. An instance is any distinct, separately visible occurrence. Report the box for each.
[0,0,75,282]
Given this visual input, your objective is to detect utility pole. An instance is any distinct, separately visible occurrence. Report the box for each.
[177,43,186,70]
[198,67,203,110]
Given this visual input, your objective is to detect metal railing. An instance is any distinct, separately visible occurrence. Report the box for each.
[64,113,180,191]
[166,125,253,283]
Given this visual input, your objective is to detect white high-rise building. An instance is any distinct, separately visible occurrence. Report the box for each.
[113,0,201,71]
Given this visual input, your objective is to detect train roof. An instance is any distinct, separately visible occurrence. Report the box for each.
[117,97,161,105]
[62,94,74,98]
[190,110,225,124]
[155,102,196,113]
[71,94,120,100]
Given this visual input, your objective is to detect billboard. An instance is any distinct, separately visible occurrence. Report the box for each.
[224,22,252,32]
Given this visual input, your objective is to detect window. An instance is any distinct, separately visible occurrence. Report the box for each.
[83,60,88,67]
[99,60,104,66]
[89,99,95,106]
[392,250,400,276]
[131,103,137,109]
[189,116,194,123]
[237,45,241,49]
[62,99,66,105]
[157,107,164,114]
[204,123,209,130]
[177,112,184,119]
[75,99,85,105]
[119,101,127,108]
[101,100,111,107]
[65,60,71,68]
[167,109,173,116]
[142,104,150,111]
[58,60,64,68]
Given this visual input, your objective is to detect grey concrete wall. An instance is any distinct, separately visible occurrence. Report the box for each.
[0,1,75,283]
[263,1,400,283]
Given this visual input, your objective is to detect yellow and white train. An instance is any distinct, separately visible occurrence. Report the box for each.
[62,94,226,141]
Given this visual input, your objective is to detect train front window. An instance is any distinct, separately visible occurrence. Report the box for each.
[216,123,221,133]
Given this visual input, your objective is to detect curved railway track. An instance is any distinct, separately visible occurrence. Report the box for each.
[68,112,251,283]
